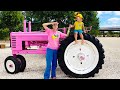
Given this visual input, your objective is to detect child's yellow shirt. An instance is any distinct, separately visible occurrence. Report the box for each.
[74,21,84,30]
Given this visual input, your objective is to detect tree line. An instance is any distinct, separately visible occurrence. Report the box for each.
[0,11,99,40]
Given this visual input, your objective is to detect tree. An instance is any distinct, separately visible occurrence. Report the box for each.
[24,11,99,36]
[81,11,100,36]
[107,31,114,37]
[0,28,9,40]
[0,11,24,33]
[24,11,75,30]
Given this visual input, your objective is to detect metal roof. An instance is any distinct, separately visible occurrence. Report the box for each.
[100,27,120,31]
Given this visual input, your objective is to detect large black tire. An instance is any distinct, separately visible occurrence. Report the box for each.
[4,56,20,74]
[58,33,105,78]
[16,55,26,72]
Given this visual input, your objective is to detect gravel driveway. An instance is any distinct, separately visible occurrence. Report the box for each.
[0,37,120,79]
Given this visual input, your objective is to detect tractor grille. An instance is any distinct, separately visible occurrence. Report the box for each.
[11,36,16,48]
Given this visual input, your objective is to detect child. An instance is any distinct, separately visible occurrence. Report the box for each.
[42,21,67,79]
[69,12,86,44]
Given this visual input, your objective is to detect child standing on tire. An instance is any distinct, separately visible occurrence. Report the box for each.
[42,21,67,79]
[69,12,86,44]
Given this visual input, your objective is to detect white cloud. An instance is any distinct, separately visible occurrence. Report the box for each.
[97,11,113,17]
[114,11,120,15]
[98,11,120,16]
[97,11,103,17]
[108,18,120,24]
[103,11,113,14]
[101,17,120,27]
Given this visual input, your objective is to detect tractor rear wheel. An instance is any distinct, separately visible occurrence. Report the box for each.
[58,33,105,78]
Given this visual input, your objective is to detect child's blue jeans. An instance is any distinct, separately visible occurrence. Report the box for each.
[44,48,58,79]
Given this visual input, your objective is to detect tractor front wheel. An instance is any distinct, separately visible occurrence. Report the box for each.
[4,56,20,74]
[16,55,26,72]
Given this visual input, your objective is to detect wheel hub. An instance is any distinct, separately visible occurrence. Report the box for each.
[9,64,13,68]
[78,53,85,61]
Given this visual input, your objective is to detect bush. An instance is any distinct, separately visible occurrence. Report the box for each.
[89,29,100,37]
[0,28,9,40]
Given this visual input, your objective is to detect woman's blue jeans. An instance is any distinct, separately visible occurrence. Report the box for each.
[44,48,58,79]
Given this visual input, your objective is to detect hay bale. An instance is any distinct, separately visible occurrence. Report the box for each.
[0,44,5,48]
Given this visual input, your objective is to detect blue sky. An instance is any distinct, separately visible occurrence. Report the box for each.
[97,11,120,28]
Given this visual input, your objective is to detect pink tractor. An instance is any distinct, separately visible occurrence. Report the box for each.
[4,20,105,78]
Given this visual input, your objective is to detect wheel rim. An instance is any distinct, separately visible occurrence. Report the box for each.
[64,40,99,74]
[6,60,15,73]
